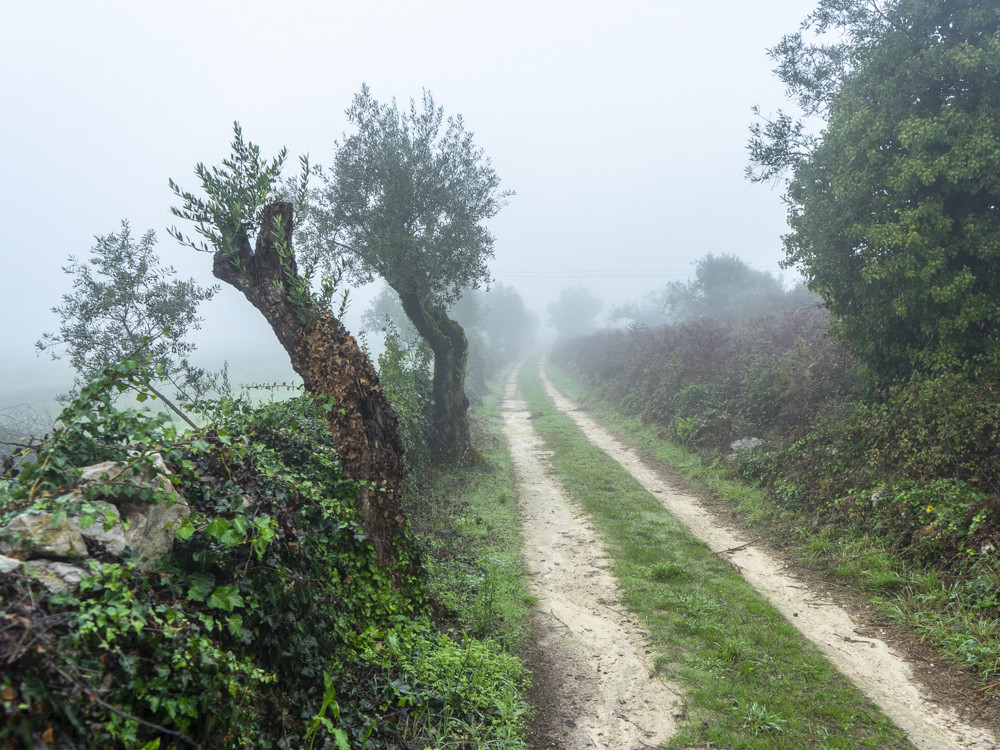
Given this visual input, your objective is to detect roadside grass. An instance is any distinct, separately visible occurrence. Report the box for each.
[400,378,535,746]
[545,361,1000,689]
[520,359,911,749]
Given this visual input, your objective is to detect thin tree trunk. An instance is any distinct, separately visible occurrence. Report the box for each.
[397,291,475,460]
[211,202,413,587]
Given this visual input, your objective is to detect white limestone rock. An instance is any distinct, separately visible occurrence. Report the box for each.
[0,512,88,558]
[23,560,87,593]
[77,456,189,565]
[78,501,127,556]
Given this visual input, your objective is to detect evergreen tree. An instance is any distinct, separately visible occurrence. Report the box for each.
[749,0,1000,381]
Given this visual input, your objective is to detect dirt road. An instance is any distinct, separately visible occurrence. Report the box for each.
[503,372,680,749]
[504,362,999,749]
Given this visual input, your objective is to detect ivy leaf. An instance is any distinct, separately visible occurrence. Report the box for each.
[226,614,244,639]
[208,584,244,612]
[251,515,277,560]
[175,519,196,541]
[220,516,248,546]
[187,572,215,603]
[205,518,230,541]
[197,612,216,631]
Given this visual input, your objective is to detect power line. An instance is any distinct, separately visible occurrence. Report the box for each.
[495,270,688,279]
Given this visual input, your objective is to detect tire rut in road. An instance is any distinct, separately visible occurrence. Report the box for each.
[503,369,680,749]
[539,363,998,750]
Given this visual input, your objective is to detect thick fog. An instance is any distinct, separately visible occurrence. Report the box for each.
[1,0,809,411]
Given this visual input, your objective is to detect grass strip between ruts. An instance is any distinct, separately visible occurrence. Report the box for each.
[518,357,912,750]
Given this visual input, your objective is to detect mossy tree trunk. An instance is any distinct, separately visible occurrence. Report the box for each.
[211,202,413,587]
[397,291,474,461]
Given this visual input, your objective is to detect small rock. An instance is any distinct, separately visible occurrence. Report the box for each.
[0,554,24,574]
[77,455,174,505]
[78,456,190,566]
[119,490,190,566]
[23,560,87,593]
[0,512,88,558]
[78,501,127,556]
[729,437,763,453]
[77,460,127,485]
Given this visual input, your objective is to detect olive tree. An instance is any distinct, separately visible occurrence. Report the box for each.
[317,85,511,460]
[169,124,415,584]
[37,222,217,427]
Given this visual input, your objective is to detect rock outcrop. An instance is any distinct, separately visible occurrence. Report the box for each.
[0,455,189,592]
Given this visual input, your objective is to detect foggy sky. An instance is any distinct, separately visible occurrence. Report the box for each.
[0,0,811,408]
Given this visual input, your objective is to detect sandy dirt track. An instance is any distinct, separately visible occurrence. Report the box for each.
[534,363,998,750]
[503,370,681,749]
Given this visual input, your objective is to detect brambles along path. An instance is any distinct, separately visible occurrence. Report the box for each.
[502,371,681,749]
[531,362,997,750]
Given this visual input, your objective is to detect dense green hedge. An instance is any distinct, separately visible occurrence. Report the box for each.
[553,311,1000,573]
[0,361,526,749]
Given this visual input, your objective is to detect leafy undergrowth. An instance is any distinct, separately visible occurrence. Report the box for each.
[552,312,1000,684]
[0,361,528,749]
[518,359,911,749]
[399,380,534,745]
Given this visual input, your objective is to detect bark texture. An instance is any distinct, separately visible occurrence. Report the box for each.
[397,291,474,460]
[212,202,411,585]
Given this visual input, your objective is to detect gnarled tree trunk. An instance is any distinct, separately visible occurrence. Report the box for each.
[212,202,413,587]
[397,291,474,460]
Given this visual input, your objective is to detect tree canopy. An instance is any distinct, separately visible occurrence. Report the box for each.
[320,85,509,306]
[318,85,511,458]
[609,254,814,329]
[36,222,218,424]
[673,253,792,324]
[748,0,1000,381]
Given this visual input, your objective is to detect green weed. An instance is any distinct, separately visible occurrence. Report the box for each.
[400,375,533,747]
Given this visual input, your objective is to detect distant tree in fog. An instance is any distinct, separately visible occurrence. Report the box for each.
[476,283,537,362]
[548,287,603,341]
[0,404,52,461]
[610,254,817,329]
[453,283,538,394]
[681,253,788,323]
[36,222,218,426]
[608,285,683,328]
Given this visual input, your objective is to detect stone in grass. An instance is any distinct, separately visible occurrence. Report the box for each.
[729,437,763,454]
